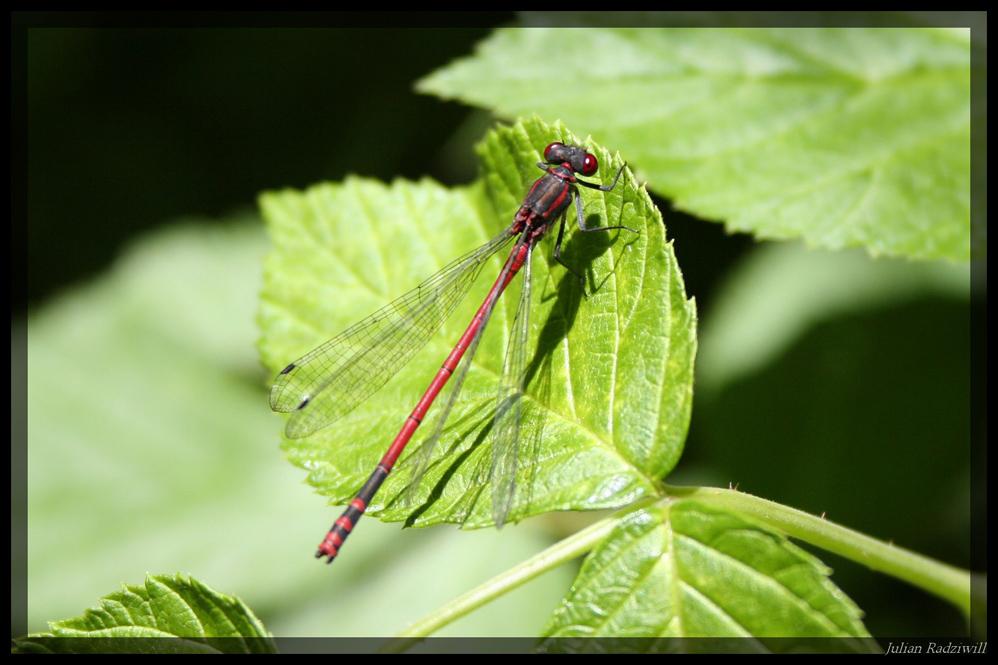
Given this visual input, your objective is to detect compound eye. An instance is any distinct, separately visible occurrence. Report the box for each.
[581,153,599,176]
[544,142,564,162]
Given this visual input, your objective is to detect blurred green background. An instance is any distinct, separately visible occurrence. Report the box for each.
[19,24,980,640]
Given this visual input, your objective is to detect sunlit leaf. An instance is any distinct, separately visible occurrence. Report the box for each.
[419,27,970,262]
[15,574,274,654]
[543,502,872,646]
[25,220,576,638]
[258,118,697,528]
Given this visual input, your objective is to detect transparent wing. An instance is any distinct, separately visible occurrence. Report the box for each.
[398,235,529,511]
[270,227,515,439]
[488,241,533,528]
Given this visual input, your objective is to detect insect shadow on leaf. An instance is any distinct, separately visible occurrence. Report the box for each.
[395,226,627,528]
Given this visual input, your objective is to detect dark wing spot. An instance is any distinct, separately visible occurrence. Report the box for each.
[297,396,311,410]
[280,363,296,375]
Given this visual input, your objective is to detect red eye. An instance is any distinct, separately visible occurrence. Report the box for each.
[581,153,598,176]
[544,142,564,162]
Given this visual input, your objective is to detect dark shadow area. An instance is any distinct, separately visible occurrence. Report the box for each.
[24,26,508,310]
[679,295,976,637]
[655,197,756,312]
[553,214,626,300]
[396,404,494,528]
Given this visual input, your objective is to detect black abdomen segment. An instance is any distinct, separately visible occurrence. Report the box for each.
[315,465,390,563]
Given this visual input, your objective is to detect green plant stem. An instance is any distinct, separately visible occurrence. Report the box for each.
[391,486,972,645]
[391,515,618,646]
[663,484,972,617]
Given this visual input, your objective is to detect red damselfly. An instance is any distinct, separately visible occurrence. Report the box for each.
[270,142,637,563]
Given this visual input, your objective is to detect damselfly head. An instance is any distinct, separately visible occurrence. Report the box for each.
[543,142,599,177]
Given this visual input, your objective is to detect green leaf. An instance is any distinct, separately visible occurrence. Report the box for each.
[24,218,576,638]
[25,221,302,631]
[418,28,970,262]
[542,502,872,645]
[258,118,697,528]
[14,574,274,654]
